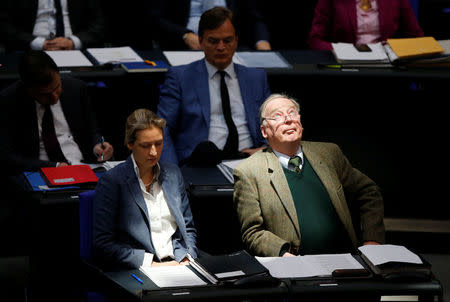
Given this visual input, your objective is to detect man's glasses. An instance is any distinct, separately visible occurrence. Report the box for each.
[263,111,300,124]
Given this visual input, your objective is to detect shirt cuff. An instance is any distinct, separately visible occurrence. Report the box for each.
[30,37,46,50]
[141,252,154,267]
[279,243,290,256]
[69,35,82,50]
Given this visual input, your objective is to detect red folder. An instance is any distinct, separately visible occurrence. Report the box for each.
[41,165,98,187]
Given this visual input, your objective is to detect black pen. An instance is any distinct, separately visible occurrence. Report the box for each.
[131,273,143,284]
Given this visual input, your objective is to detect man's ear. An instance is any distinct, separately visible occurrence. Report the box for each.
[126,142,133,151]
[261,125,268,139]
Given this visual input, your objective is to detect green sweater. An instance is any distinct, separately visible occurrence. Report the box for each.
[284,157,353,255]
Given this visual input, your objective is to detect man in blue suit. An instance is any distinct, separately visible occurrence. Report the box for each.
[157,6,271,165]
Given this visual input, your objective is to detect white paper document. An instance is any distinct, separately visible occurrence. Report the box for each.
[234,52,291,68]
[45,50,93,67]
[216,159,243,184]
[256,253,363,278]
[162,51,290,68]
[86,46,143,64]
[358,244,423,266]
[140,266,207,288]
[331,42,390,64]
[86,160,125,171]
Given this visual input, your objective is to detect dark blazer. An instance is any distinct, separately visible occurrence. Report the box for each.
[0,76,102,174]
[152,0,270,49]
[0,0,105,51]
[307,0,424,50]
[233,142,385,257]
[157,59,271,165]
[93,157,198,269]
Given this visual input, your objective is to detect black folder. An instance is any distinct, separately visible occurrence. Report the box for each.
[189,250,277,286]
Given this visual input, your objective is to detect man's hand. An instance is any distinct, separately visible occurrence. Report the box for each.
[282,252,296,257]
[56,162,69,167]
[363,241,380,245]
[151,260,181,267]
[255,41,272,50]
[44,37,75,50]
[183,32,201,50]
[94,142,114,162]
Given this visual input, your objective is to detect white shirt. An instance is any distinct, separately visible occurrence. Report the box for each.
[31,0,82,50]
[273,146,304,171]
[36,100,84,165]
[130,156,178,267]
[204,60,253,151]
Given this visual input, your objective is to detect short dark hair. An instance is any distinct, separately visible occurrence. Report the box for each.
[18,50,59,87]
[198,6,236,38]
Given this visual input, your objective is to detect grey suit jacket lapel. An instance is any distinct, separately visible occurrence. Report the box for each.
[265,148,301,237]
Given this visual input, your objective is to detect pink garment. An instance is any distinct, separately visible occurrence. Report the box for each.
[356,0,381,45]
[307,0,424,51]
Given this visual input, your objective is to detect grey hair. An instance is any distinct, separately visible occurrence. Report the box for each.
[124,109,166,145]
[259,93,300,126]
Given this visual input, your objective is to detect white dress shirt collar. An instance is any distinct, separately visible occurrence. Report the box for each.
[204,59,236,80]
[273,146,304,170]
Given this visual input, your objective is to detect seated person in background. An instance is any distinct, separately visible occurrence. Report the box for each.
[0,0,105,52]
[152,0,271,50]
[233,94,385,257]
[0,50,113,174]
[93,109,197,269]
[307,0,424,51]
[157,6,270,165]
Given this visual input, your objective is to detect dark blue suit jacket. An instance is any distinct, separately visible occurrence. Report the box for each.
[157,59,271,165]
[0,76,102,174]
[93,157,197,269]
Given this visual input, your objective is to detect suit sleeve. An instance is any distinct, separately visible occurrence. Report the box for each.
[246,0,271,45]
[331,144,385,244]
[157,67,182,164]
[171,166,198,261]
[0,0,35,50]
[398,0,424,37]
[68,0,106,48]
[233,165,289,256]
[0,88,57,173]
[307,0,334,51]
[93,172,146,269]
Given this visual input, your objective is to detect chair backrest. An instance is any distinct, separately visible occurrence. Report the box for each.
[79,190,96,260]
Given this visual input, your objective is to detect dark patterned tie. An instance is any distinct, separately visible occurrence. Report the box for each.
[42,105,67,163]
[289,156,302,173]
[218,70,239,157]
[54,0,65,37]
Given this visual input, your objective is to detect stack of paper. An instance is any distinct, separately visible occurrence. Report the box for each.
[163,51,291,68]
[86,46,143,65]
[256,253,363,278]
[358,244,432,277]
[331,43,391,65]
[45,50,93,67]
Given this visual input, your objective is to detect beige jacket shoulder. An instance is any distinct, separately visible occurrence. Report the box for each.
[233,141,385,257]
